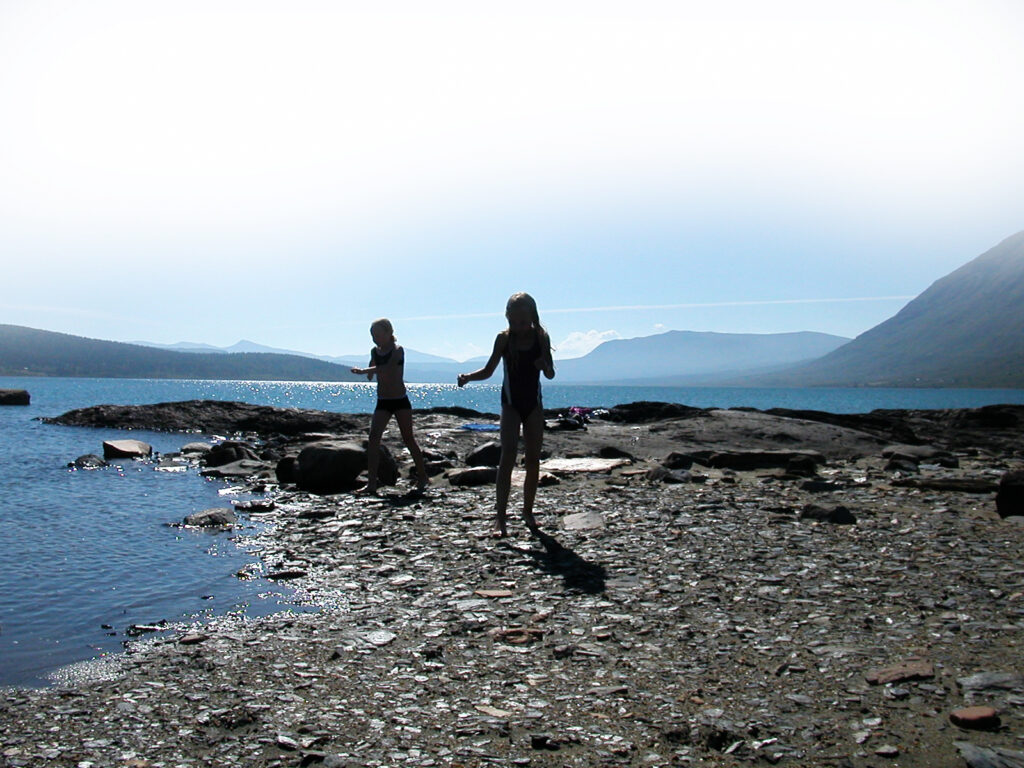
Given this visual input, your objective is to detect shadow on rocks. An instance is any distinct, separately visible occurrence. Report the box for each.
[511,531,607,595]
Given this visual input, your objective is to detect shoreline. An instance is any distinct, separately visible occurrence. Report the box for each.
[3,401,1023,766]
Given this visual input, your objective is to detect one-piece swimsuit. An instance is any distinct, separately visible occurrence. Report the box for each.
[501,335,542,420]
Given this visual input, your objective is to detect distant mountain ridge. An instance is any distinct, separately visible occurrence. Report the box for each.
[749,230,1024,388]
[0,325,362,382]
[554,330,850,384]
[133,339,456,366]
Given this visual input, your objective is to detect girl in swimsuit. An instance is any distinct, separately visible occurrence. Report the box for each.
[458,293,555,537]
[351,318,429,494]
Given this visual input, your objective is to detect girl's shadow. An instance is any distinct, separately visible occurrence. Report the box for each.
[507,532,607,594]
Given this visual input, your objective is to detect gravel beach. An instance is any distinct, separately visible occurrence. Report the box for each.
[3,401,1023,767]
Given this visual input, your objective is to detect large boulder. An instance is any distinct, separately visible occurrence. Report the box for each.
[204,441,260,468]
[0,389,30,405]
[295,441,367,493]
[996,471,1024,518]
[466,441,502,467]
[103,439,153,459]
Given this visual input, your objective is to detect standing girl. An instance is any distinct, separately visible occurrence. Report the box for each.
[458,293,555,537]
[351,318,430,494]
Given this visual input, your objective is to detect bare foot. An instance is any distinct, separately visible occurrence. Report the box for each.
[522,511,540,535]
[354,485,378,496]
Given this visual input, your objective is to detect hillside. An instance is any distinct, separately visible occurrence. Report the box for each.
[0,325,361,382]
[752,230,1024,387]
[554,330,850,384]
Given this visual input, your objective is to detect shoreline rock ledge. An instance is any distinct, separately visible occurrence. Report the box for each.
[0,388,30,405]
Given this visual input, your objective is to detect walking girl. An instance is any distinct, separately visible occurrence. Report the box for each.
[457,293,555,537]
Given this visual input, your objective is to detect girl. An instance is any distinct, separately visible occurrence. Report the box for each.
[458,293,555,537]
[351,318,429,494]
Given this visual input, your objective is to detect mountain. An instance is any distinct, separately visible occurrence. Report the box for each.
[751,230,1024,388]
[134,339,456,366]
[554,330,851,384]
[0,325,362,381]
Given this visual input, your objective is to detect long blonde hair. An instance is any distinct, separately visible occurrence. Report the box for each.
[505,292,550,370]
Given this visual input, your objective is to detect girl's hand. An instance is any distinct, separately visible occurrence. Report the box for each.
[351,367,363,375]
[457,373,470,388]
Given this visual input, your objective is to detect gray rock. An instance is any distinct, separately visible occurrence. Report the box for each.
[799,504,857,524]
[466,441,502,467]
[183,508,237,527]
[705,450,824,471]
[204,441,260,468]
[957,672,1024,693]
[71,454,107,469]
[0,389,30,405]
[955,742,1024,768]
[598,445,634,460]
[180,442,212,455]
[102,439,152,459]
[447,466,498,486]
[562,511,605,530]
[199,459,272,478]
[662,452,694,470]
[996,471,1024,518]
[295,441,367,493]
[646,465,692,484]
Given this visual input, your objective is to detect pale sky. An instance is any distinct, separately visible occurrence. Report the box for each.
[1,0,1022,360]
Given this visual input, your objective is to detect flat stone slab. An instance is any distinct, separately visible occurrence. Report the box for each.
[865,658,934,685]
[562,511,605,530]
[541,458,630,474]
[951,706,1001,731]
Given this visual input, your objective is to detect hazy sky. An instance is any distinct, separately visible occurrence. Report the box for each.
[2,0,1022,361]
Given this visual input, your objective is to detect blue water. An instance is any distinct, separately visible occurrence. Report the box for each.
[2,376,1023,688]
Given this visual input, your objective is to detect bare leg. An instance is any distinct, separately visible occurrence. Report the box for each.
[360,409,390,493]
[495,406,522,537]
[395,408,429,488]
[521,405,544,535]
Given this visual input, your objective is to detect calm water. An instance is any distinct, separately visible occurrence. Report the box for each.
[2,376,1023,688]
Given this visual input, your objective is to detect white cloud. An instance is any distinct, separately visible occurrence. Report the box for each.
[554,330,621,359]
[653,323,666,331]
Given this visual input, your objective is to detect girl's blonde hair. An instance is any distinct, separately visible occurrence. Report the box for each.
[504,292,551,369]
[370,318,396,343]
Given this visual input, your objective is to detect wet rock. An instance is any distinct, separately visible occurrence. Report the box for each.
[465,441,502,467]
[204,441,260,467]
[295,442,366,493]
[0,388,30,405]
[951,706,1001,730]
[71,454,107,469]
[180,441,212,456]
[199,459,272,478]
[799,504,857,525]
[996,471,1024,518]
[447,466,498,486]
[601,401,704,422]
[233,498,276,513]
[183,508,237,527]
[102,439,152,459]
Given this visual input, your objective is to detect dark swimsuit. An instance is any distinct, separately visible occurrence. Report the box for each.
[501,335,543,420]
[371,347,411,414]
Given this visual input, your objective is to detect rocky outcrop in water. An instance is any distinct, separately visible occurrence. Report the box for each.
[0,388,30,405]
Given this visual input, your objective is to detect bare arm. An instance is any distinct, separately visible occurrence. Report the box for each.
[351,351,377,380]
[457,333,506,387]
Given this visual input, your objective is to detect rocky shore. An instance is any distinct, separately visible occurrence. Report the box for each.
[4,401,1024,767]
